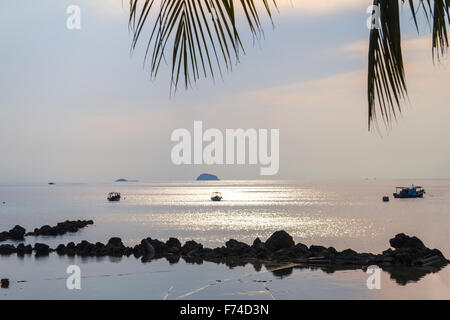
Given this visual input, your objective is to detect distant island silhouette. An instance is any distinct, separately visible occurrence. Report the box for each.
[115,178,139,182]
[196,173,219,181]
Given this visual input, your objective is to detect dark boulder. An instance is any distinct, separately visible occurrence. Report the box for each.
[0,231,9,242]
[16,243,32,255]
[166,237,181,249]
[9,225,26,240]
[141,239,155,258]
[0,244,16,255]
[56,244,67,255]
[290,242,310,258]
[181,240,203,255]
[309,245,327,255]
[389,234,426,250]
[107,237,124,247]
[34,243,50,256]
[1,278,9,289]
[225,239,251,255]
[0,225,26,242]
[133,244,145,258]
[341,248,358,256]
[265,231,295,251]
[26,220,94,237]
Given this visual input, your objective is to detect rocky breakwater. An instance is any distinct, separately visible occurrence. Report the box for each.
[25,220,94,237]
[0,225,26,242]
[1,230,446,269]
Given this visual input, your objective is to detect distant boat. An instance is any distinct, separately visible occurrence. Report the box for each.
[48,182,55,185]
[211,192,223,202]
[393,185,425,199]
[107,192,121,202]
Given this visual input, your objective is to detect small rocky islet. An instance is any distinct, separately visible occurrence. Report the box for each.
[0,222,448,272]
[0,220,93,242]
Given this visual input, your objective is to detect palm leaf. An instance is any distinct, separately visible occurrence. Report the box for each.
[128,1,449,130]
[128,0,276,93]
[368,0,450,129]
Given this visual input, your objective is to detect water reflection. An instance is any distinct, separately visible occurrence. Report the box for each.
[135,254,448,286]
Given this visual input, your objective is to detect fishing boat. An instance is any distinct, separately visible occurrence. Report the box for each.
[107,192,121,202]
[393,185,425,199]
[211,192,223,202]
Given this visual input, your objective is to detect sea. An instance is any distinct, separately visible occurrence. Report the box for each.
[0,179,449,299]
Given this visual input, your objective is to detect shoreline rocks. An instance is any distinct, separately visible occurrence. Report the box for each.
[25,220,94,237]
[0,225,26,242]
[1,220,94,243]
[0,230,448,274]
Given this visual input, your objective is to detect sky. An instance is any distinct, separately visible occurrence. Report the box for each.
[1,0,450,182]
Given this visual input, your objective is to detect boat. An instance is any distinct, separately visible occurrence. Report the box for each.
[393,185,425,199]
[211,192,223,202]
[107,192,121,202]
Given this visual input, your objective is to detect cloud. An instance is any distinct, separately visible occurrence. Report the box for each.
[275,0,365,14]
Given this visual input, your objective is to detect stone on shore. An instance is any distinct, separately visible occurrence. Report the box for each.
[0,225,26,242]
[265,230,295,251]
[141,239,155,258]
[0,244,17,255]
[26,220,94,237]
[1,278,9,289]
[16,243,32,255]
[225,239,251,256]
[34,243,50,256]
[389,233,426,250]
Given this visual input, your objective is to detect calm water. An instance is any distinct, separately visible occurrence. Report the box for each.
[0,179,449,299]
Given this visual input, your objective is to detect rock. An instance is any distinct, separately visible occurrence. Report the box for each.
[323,247,338,258]
[225,239,251,255]
[0,244,16,255]
[252,238,261,246]
[265,231,295,251]
[141,239,155,258]
[105,238,126,256]
[341,248,358,256]
[389,233,426,250]
[290,242,309,258]
[1,278,9,289]
[141,238,166,254]
[181,240,203,255]
[0,225,26,242]
[166,238,181,249]
[0,232,9,242]
[133,244,145,258]
[309,245,327,255]
[56,244,67,255]
[9,225,26,240]
[26,220,93,237]
[34,243,50,256]
[16,243,32,255]
[107,237,123,247]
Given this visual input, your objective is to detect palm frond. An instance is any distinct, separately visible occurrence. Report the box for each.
[128,0,276,93]
[368,0,450,130]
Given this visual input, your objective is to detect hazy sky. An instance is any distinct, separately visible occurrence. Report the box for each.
[1,0,450,182]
